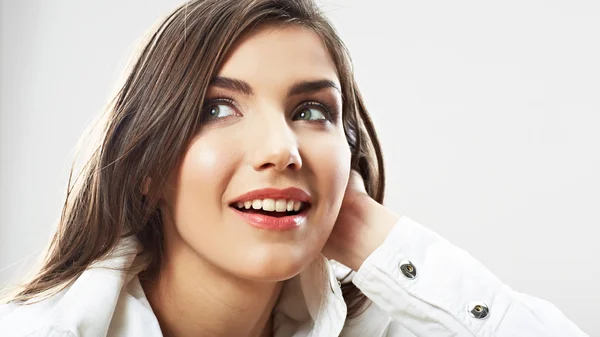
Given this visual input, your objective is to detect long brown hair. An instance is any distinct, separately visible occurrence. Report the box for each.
[2,0,385,318]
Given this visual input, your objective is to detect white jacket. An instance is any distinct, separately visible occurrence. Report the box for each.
[0,215,589,336]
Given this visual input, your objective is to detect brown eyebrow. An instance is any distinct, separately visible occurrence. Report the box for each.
[208,76,340,97]
[287,79,340,96]
[209,76,254,96]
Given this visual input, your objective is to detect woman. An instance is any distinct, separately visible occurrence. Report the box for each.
[0,0,588,336]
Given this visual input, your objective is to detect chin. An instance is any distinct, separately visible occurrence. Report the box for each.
[232,245,318,282]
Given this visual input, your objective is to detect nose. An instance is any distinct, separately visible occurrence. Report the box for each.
[250,117,302,172]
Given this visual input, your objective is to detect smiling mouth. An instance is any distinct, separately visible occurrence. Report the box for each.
[228,199,311,218]
[228,198,311,230]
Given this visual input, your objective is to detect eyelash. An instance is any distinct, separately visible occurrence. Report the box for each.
[202,96,339,123]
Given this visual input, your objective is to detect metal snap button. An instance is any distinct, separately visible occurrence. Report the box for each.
[399,260,417,279]
[468,302,489,319]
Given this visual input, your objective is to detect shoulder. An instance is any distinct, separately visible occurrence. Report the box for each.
[0,237,151,336]
[0,293,77,337]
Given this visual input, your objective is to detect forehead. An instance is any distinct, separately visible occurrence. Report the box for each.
[216,24,340,90]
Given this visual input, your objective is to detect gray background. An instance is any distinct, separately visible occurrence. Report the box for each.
[1,0,598,334]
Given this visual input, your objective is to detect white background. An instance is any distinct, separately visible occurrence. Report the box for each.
[1,0,598,334]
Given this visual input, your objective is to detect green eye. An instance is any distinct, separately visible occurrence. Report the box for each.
[206,103,236,120]
[293,107,327,121]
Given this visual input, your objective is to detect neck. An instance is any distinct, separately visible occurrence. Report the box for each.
[141,240,282,337]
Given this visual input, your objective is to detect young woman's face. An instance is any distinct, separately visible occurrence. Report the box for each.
[162,25,351,282]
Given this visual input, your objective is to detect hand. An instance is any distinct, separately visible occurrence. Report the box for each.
[322,170,401,271]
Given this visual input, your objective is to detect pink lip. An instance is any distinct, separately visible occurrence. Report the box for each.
[228,187,312,231]
[229,187,312,205]
[231,207,309,231]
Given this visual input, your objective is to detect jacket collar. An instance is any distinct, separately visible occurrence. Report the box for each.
[40,236,348,336]
[273,252,347,336]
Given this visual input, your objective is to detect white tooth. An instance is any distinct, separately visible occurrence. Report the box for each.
[244,201,252,209]
[286,200,294,211]
[275,199,287,212]
[262,198,275,211]
[252,199,262,209]
[293,201,302,212]
[236,201,244,208]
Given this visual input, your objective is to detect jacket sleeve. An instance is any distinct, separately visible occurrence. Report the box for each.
[351,215,589,337]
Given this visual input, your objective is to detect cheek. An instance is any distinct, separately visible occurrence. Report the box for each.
[302,130,351,228]
[307,128,351,183]
[172,135,238,231]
